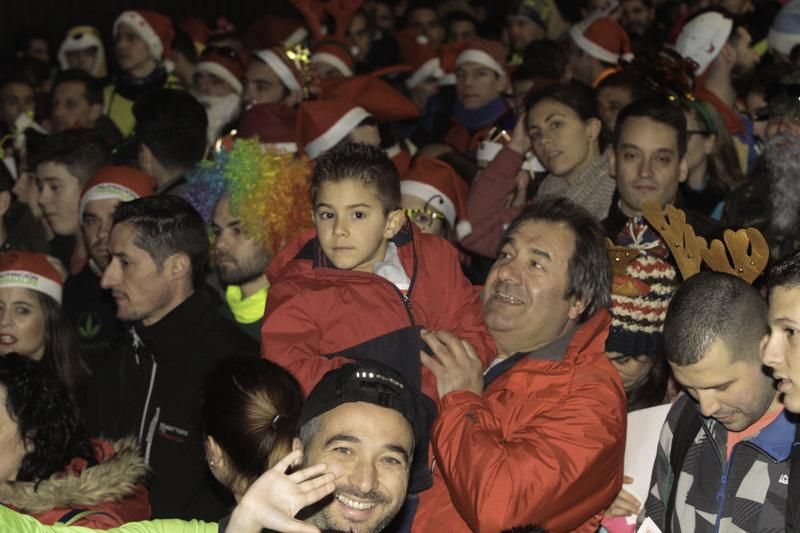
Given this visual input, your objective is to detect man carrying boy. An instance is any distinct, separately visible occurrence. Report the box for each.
[260,142,495,492]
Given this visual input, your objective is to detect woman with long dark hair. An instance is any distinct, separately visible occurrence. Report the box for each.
[0,353,149,527]
[0,251,89,405]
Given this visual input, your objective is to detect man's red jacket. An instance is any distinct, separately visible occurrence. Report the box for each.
[413,310,626,533]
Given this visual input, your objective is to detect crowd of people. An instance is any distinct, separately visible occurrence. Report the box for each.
[1,0,800,531]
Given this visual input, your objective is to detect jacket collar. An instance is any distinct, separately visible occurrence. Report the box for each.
[750,409,797,462]
[134,286,221,359]
[0,438,146,513]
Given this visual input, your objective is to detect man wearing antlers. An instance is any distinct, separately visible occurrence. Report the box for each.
[641,271,793,532]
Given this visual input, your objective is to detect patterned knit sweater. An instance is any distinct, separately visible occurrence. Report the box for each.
[536,156,616,220]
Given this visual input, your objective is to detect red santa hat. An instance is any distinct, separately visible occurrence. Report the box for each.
[395,30,444,89]
[311,39,355,78]
[569,16,634,65]
[297,99,371,160]
[237,103,298,152]
[438,42,464,86]
[245,16,309,50]
[0,251,65,303]
[254,47,304,93]
[79,166,157,220]
[195,47,246,94]
[113,10,175,61]
[322,75,420,122]
[454,39,508,77]
[401,157,471,238]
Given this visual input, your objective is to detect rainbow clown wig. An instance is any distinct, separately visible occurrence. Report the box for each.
[182,139,313,256]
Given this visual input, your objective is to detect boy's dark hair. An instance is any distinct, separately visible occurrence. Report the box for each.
[112,195,209,290]
[52,69,103,106]
[311,142,401,212]
[769,249,800,290]
[613,98,687,158]
[596,70,653,102]
[525,82,599,122]
[133,89,207,174]
[663,272,767,366]
[32,128,111,184]
[499,196,611,323]
[515,39,567,82]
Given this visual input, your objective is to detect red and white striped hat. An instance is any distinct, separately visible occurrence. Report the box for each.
[297,99,371,160]
[311,39,355,78]
[80,166,157,219]
[0,251,65,303]
[454,39,508,77]
[113,10,174,61]
[396,30,444,89]
[253,47,304,93]
[401,157,471,238]
[237,103,298,152]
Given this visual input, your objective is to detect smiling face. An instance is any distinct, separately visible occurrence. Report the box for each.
[482,219,585,356]
[671,338,777,432]
[609,115,687,217]
[36,161,82,237]
[313,179,403,273]
[527,98,600,181]
[0,287,46,360]
[301,402,413,533]
[763,286,800,413]
[456,61,507,110]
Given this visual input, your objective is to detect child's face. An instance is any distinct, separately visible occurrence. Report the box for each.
[314,179,403,273]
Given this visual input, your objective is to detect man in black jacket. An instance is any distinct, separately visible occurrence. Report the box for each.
[85,195,257,521]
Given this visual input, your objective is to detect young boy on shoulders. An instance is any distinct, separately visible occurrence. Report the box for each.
[260,142,495,401]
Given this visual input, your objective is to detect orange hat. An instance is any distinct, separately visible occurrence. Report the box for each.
[0,251,65,303]
[395,30,444,89]
[401,157,471,238]
[254,47,304,93]
[569,16,634,65]
[80,166,157,219]
[454,39,508,77]
[297,99,372,159]
[237,104,298,151]
[244,16,309,49]
[311,38,355,78]
[322,75,420,122]
[195,47,246,94]
[114,10,174,61]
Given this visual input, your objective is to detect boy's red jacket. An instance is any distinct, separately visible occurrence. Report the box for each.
[260,221,496,400]
[412,310,626,533]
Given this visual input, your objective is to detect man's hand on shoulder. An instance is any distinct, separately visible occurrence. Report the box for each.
[421,329,484,398]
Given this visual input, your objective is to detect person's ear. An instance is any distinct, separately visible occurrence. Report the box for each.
[205,436,225,469]
[721,42,736,65]
[384,208,405,239]
[166,253,192,283]
[606,144,617,178]
[586,117,602,143]
[703,134,716,155]
[0,190,11,218]
[88,103,103,123]
[138,143,154,175]
[291,437,305,467]
[678,154,689,183]
[495,73,510,95]
[567,295,588,321]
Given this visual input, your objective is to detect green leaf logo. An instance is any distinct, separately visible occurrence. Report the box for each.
[78,313,102,339]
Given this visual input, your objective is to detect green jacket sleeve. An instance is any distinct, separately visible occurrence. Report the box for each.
[0,505,218,533]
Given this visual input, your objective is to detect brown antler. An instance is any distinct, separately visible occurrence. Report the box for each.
[605,238,641,277]
[641,201,704,280]
[700,228,769,284]
[323,0,364,40]
[290,0,326,41]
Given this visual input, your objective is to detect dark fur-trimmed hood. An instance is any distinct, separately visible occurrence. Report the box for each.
[0,437,148,514]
